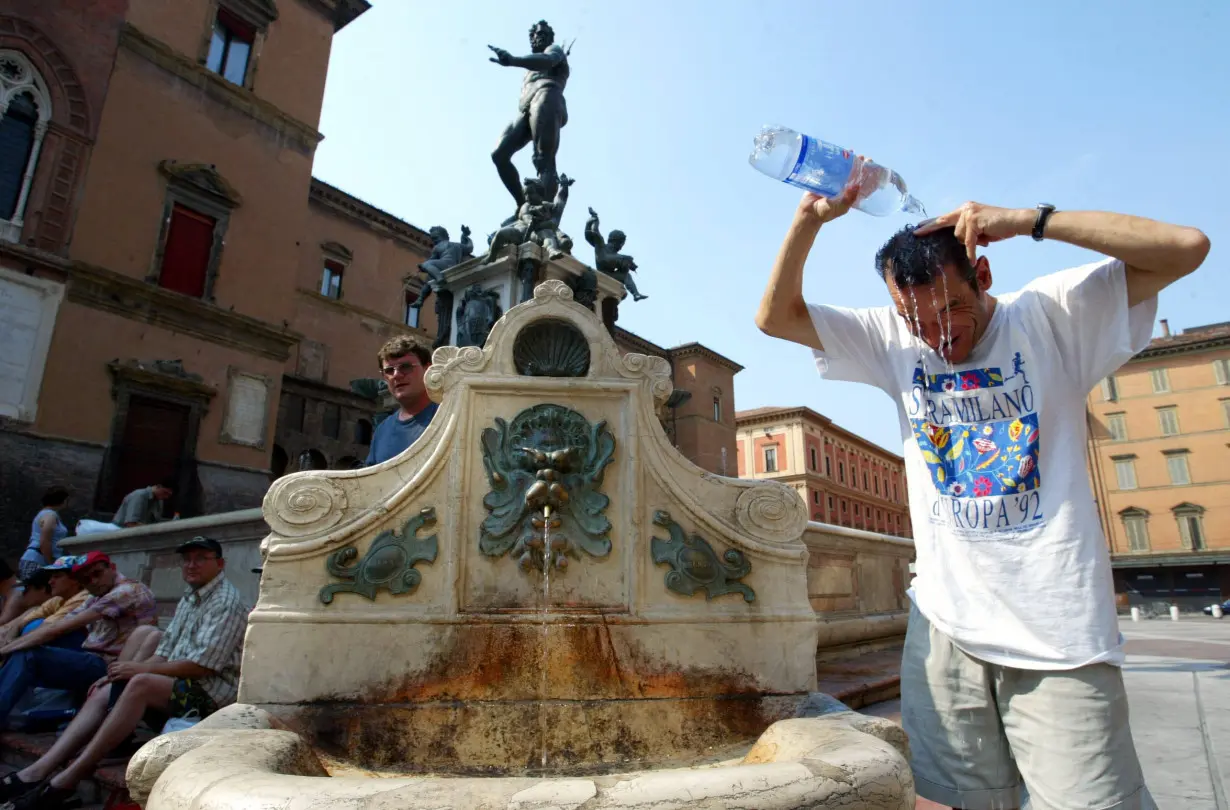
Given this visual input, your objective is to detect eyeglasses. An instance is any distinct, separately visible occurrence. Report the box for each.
[181,555,220,567]
[381,362,422,377]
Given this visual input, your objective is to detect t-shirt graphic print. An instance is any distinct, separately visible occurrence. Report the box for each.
[910,358,1043,534]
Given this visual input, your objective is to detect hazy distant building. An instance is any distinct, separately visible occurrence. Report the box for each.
[736,406,911,537]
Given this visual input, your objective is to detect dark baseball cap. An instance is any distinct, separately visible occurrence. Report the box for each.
[175,536,223,557]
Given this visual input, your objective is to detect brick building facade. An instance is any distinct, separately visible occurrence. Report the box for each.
[735,406,912,537]
[613,329,741,476]
[1086,319,1230,609]
[0,0,444,558]
[0,0,743,557]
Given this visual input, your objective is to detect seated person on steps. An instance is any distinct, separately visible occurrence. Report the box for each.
[0,537,248,810]
[0,552,157,726]
[0,558,89,648]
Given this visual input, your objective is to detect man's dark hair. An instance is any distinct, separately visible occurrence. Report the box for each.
[875,225,977,289]
[157,478,176,491]
[41,486,69,507]
[377,336,431,370]
[21,569,51,592]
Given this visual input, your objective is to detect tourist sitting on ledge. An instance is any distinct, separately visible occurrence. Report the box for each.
[0,552,157,728]
[112,481,175,528]
[365,336,438,466]
[0,537,248,810]
[0,558,89,648]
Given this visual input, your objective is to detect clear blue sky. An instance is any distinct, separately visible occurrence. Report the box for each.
[313,0,1228,452]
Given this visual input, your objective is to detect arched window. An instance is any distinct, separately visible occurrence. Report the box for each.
[355,418,373,445]
[0,51,52,244]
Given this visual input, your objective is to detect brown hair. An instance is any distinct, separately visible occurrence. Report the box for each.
[377,336,431,369]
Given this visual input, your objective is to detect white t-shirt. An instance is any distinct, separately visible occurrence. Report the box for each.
[808,258,1157,669]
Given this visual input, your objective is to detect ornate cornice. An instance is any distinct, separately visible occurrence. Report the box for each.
[107,360,217,402]
[1131,332,1230,361]
[667,342,744,373]
[158,160,242,207]
[308,179,433,252]
[118,24,322,155]
[613,326,669,359]
[64,260,301,361]
[735,405,904,463]
[296,0,371,31]
[295,288,428,345]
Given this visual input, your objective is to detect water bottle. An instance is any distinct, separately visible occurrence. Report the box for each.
[748,125,925,217]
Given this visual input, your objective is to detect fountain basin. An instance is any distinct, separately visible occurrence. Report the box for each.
[128,704,914,810]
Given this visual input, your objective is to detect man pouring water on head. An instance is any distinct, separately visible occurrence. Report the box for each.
[755,133,1209,809]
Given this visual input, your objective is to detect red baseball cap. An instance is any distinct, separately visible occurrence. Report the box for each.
[72,551,112,572]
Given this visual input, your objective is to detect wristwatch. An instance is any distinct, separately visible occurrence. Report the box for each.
[1032,203,1056,241]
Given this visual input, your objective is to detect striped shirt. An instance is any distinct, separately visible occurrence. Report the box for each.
[155,573,248,707]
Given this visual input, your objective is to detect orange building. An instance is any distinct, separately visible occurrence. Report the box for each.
[735,406,912,537]
[1086,319,1230,610]
[0,0,443,555]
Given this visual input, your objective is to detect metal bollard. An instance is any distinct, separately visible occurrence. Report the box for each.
[1130,606,1141,622]
[1214,604,1224,619]
[1170,605,1181,621]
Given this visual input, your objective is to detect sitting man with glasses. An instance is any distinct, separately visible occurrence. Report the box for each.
[365,336,438,466]
[0,537,248,810]
[0,552,157,728]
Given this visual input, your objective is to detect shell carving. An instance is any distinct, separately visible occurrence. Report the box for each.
[513,319,591,377]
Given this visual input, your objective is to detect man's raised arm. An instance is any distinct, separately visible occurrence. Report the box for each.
[915,204,1210,306]
[755,186,859,350]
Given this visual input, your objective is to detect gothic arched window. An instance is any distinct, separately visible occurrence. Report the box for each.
[0,51,51,244]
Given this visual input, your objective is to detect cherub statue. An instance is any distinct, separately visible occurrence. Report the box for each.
[584,208,647,301]
[407,225,473,309]
[484,174,575,264]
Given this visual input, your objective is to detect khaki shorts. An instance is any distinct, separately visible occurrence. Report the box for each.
[901,606,1156,810]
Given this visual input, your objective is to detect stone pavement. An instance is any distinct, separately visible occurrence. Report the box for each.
[1120,614,1230,810]
[861,615,1230,810]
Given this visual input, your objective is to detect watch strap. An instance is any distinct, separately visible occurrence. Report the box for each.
[1032,204,1056,241]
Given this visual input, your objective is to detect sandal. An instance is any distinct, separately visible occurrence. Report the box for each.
[0,772,39,803]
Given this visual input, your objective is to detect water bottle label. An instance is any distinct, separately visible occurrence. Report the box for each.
[785,137,856,198]
[786,135,816,184]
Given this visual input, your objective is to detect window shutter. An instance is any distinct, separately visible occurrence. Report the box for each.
[159,204,216,297]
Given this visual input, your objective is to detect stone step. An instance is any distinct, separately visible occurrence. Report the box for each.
[0,731,135,809]
[817,644,902,709]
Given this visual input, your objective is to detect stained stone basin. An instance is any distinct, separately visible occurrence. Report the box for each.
[129,279,914,809]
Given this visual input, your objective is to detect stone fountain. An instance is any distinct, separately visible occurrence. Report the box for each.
[126,278,913,809]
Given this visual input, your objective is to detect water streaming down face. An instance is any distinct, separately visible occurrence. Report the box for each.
[908,287,928,386]
[927,283,956,375]
[939,269,956,374]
